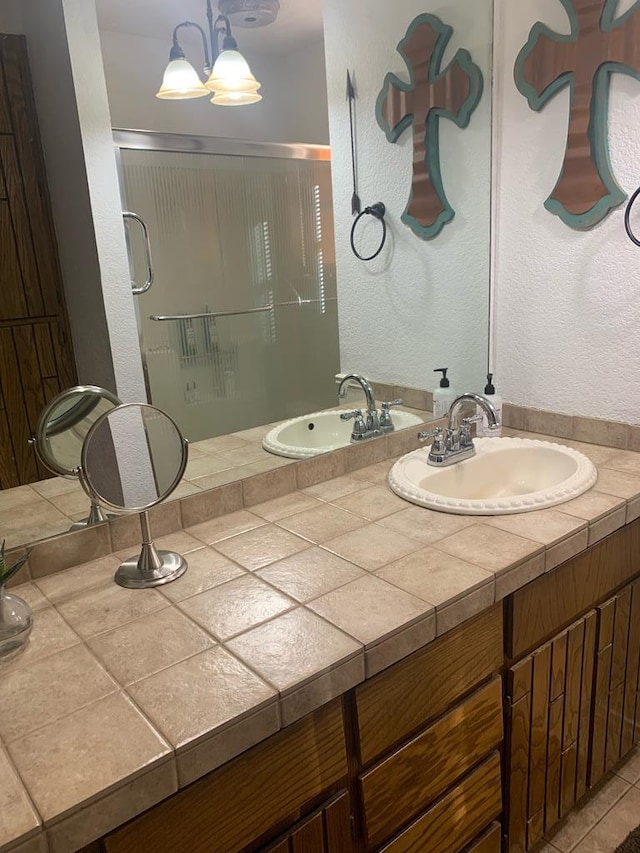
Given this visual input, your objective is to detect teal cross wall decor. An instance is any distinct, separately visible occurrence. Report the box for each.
[515,0,640,230]
[376,14,483,240]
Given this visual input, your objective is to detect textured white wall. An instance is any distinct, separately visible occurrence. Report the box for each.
[99,29,329,144]
[493,0,640,424]
[323,0,493,395]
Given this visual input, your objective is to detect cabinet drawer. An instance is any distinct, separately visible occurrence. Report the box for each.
[105,699,347,853]
[380,753,502,853]
[360,677,503,849]
[465,823,501,853]
[355,605,503,765]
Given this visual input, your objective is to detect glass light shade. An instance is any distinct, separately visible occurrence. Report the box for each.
[205,49,261,94]
[211,90,263,106]
[156,59,210,99]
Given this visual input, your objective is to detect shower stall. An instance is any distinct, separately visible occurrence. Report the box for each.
[116,130,339,443]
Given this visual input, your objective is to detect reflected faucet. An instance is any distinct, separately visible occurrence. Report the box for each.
[338,374,381,435]
[419,393,500,467]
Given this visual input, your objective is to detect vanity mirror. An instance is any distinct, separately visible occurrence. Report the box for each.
[0,0,494,554]
[80,403,189,588]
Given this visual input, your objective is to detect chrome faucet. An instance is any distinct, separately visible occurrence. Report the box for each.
[419,393,500,467]
[338,374,403,442]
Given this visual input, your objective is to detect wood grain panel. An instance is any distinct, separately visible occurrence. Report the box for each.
[0,51,12,134]
[356,605,503,766]
[324,792,352,853]
[0,200,28,318]
[590,642,613,787]
[33,322,57,379]
[560,743,578,819]
[380,753,502,853]
[528,644,551,838]
[622,581,640,755]
[0,327,38,484]
[576,613,597,801]
[551,632,568,701]
[598,598,616,652]
[546,695,564,831]
[606,683,625,772]
[105,700,347,853]
[291,813,324,853]
[611,586,632,690]
[506,691,531,853]
[266,842,290,853]
[465,823,501,853]
[13,324,45,433]
[509,523,639,659]
[510,657,533,704]
[359,678,503,849]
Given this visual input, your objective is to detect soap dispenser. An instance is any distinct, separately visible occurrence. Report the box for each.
[433,368,456,418]
[477,373,503,437]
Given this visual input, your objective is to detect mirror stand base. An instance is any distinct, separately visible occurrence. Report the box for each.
[69,503,116,531]
[115,548,187,589]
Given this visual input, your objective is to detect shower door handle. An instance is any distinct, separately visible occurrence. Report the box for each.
[123,211,154,295]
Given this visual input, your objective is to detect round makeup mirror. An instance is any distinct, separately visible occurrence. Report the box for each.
[79,403,189,589]
[31,385,122,529]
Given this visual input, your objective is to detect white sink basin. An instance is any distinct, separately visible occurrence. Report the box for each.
[263,410,425,459]
[389,437,597,515]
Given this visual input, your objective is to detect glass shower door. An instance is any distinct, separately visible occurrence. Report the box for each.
[119,141,339,443]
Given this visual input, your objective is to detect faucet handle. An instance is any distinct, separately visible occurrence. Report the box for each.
[381,399,403,411]
[340,409,362,421]
[461,415,483,426]
[419,427,446,459]
[341,409,367,439]
[380,399,403,430]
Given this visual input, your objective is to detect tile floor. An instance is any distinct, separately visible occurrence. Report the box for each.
[541,748,640,852]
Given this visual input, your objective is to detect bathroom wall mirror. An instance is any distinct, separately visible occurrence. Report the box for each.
[80,403,189,587]
[30,385,122,530]
[0,0,494,554]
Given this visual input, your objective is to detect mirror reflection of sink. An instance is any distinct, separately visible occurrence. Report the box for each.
[263,410,425,459]
[389,437,598,515]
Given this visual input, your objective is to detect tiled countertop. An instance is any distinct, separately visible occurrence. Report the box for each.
[3,430,640,853]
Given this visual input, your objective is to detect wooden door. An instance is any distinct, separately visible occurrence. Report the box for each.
[262,792,353,853]
[505,612,597,852]
[0,34,76,488]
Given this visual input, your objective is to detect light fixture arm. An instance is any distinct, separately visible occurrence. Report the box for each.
[207,1,238,63]
[170,20,212,74]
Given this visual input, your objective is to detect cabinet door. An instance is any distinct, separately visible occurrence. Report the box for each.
[261,791,353,853]
[590,579,640,787]
[505,612,597,852]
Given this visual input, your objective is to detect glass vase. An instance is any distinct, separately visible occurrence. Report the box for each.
[0,585,33,659]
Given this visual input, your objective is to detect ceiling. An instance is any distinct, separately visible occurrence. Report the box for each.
[95,0,325,57]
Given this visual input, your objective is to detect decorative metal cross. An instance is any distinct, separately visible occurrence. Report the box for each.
[516,0,640,230]
[376,14,483,240]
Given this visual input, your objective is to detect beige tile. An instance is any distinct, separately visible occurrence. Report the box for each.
[184,454,234,480]
[9,692,171,823]
[46,759,176,853]
[250,492,324,522]
[495,553,546,600]
[0,747,40,851]
[486,508,587,546]
[377,505,477,545]
[159,547,246,603]
[592,468,640,500]
[242,464,297,507]
[150,530,204,555]
[331,485,408,521]
[88,607,215,685]
[5,833,48,853]
[4,548,31,588]
[617,748,640,784]
[217,446,271,467]
[241,456,297,475]
[8,582,48,611]
[0,485,50,512]
[570,785,640,853]
[602,450,640,477]
[108,514,145,553]
[232,424,272,442]
[433,524,542,574]
[295,451,347,490]
[186,509,264,545]
[573,416,628,450]
[214,525,310,571]
[302,475,367,500]
[366,612,436,677]
[276,503,365,543]
[525,409,573,439]
[179,481,243,529]
[189,468,250,490]
[323,523,422,571]
[546,529,589,571]
[627,496,640,524]
[279,652,364,726]
[559,490,626,523]
[256,547,365,603]
[0,645,117,743]
[227,607,362,692]
[195,434,251,454]
[376,547,494,606]
[178,574,294,641]
[35,555,120,604]
[393,386,430,411]
[0,606,81,671]
[343,437,388,473]
[628,426,640,453]
[588,506,627,546]
[28,523,112,580]
[176,702,280,786]
[57,584,167,639]
[350,461,395,486]
[386,427,424,459]
[436,583,496,636]
[167,479,202,500]
[31,477,80,500]
[502,403,526,430]
[308,574,433,647]
[127,646,276,751]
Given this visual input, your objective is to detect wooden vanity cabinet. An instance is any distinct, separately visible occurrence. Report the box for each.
[504,520,640,852]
